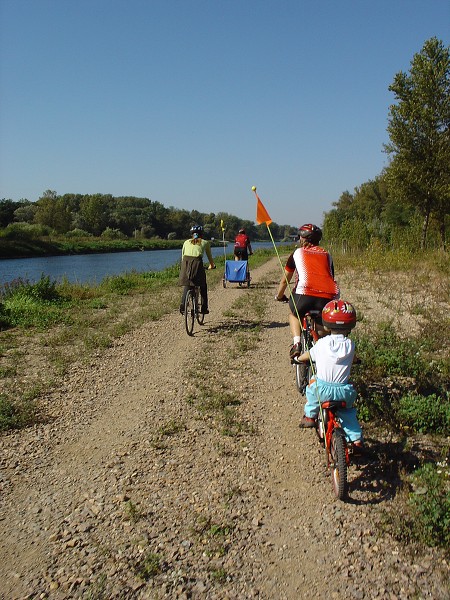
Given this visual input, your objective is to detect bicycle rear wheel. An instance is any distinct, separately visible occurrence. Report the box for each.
[295,362,308,394]
[184,289,196,336]
[330,428,348,500]
[196,289,205,325]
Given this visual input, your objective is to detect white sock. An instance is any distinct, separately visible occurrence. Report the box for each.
[293,336,301,345]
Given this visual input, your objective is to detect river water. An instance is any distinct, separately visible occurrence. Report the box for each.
[0,241,291,285]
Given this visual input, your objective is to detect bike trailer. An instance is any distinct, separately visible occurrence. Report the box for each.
[223,260,250,288]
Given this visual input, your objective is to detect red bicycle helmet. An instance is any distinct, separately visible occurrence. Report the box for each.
[322,300,357,331]
[299,224,322,244]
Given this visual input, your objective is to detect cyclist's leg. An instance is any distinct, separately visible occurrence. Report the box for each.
[307,296,334,337]
[335,385,363,443]
[199,284,208,312]
[180,286,189,313]
[288,294,307,358]
[304,379,320,419]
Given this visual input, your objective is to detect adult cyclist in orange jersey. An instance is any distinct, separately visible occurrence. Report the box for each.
[275,224,339,361]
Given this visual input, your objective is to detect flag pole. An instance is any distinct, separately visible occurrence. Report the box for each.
[252,186,319,406]
[220,219,226,261]
[252,186,297,304]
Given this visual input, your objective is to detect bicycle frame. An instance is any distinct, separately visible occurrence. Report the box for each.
[316,400,350,500]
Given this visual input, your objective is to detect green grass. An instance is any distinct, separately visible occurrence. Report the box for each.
[351,321,449,433]
[0,250,274,432]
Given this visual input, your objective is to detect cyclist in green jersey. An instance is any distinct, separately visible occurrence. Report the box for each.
[179,225,215,314]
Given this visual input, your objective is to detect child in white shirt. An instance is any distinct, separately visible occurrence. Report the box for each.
[297,300,363,447]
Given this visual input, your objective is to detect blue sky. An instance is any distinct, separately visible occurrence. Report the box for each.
[1,0,449,227]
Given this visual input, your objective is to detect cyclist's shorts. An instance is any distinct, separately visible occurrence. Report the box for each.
[234,247,248,260]
[288,294,330,323]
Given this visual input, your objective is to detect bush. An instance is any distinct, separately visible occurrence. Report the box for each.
[408,462,450,548]
[101,227,127,240]
[0,222,54,240]
[0,395,35,430]
[351,323,449,428]
[65,228,93,238]
[397,393,450,435]
[0,276,68,329]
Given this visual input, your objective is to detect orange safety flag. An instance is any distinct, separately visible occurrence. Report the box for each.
[255,191,272,225]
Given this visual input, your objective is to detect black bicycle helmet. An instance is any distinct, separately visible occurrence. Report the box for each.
[298,223,322,245]
[190,224,203,236]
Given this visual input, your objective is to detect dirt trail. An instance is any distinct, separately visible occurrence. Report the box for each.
[0,258,447,600]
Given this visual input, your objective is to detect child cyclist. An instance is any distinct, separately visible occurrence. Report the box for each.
[296,299,363,449]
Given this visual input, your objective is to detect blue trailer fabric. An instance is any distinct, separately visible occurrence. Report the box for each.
[225,260,247,282]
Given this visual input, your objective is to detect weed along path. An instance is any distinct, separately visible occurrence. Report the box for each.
[0,258,447,599]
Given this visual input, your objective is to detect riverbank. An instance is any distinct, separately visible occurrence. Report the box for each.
[0,237,230,259]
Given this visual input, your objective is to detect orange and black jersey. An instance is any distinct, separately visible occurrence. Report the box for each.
[285,246,339,299]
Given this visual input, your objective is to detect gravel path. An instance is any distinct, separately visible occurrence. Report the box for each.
[0,258,448,599]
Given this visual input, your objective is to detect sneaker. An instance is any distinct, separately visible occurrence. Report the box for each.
[179,306,185,315]
[299,416,316,428]
[289,342,302,360]
[201,308,209,314]
[351,440,364,454]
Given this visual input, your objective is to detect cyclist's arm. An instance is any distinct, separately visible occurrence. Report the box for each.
[275,267,294,300]
[204,241,215,268]
[297,350,310,363]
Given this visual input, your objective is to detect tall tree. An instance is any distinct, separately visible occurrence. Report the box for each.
[384,37,450,248]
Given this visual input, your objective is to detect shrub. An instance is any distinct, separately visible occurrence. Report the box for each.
[101,227,127,240]
[65,228,93,238]
[0,222,54,240]
[408,462,450,548]
[0,276,68,328]
[397,393,450,435]
[0,395,35,430]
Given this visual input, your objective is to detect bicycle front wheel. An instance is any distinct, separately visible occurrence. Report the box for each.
[185,289,196,336]
[330,428,348,500]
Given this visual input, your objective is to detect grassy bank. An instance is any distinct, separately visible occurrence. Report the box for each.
[0,249,274,430]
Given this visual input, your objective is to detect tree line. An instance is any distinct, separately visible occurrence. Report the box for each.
[0,191,296,242]
[323,37,449,251]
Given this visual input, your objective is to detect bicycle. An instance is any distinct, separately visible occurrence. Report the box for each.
[315,399,349,500]
[292,310,321,394]
[184,284,205,336]
[183,265,215,336]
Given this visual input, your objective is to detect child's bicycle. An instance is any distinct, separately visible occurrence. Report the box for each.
[292,310,321,394]
[292,310,351,500]
[315,400,350,500]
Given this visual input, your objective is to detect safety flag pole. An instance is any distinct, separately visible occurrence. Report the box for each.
[252,186,297,304]
[220,219,226,261]
[252,185,319,399]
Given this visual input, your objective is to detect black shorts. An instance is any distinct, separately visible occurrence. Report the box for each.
[288,294,331,324]
[234,247,248,260]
